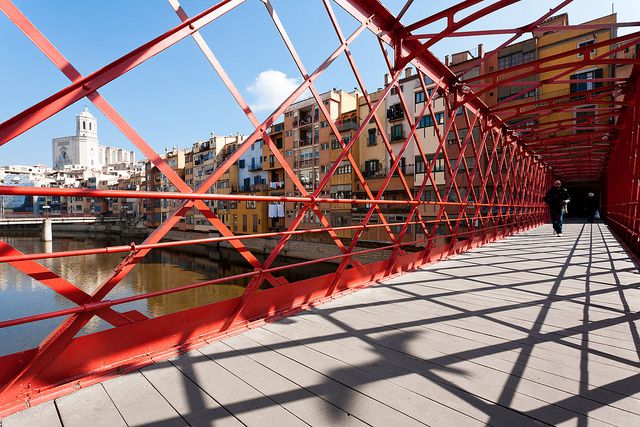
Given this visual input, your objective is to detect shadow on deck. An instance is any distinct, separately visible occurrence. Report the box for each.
[3,222,640,426]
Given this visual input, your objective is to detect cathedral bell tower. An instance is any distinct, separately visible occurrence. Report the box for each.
[76,106,98,139]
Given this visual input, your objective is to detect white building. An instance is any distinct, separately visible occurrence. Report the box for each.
[0,165,53,213]
[52,107,136,170]
[238,138,267,192]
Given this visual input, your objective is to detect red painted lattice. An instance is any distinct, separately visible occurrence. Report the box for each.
[0,0,637,416]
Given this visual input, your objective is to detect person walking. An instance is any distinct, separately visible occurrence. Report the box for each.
[544,180,570,237]
[585,192,598,223]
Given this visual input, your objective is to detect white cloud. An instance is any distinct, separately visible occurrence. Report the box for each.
[246,70,308,113]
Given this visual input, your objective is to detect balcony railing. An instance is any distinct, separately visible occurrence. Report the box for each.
[299,138,314,147]
[336,120,358,132]
[387,104,405,121]
[269,181,285,190]
[297,158,319,168]
[241,183,267,192]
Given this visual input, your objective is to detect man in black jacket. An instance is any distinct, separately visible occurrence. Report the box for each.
[544,180,570,236]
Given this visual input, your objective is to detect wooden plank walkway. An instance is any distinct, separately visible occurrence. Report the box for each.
[3,222,640,426]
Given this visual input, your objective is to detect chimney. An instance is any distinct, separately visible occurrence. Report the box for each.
[405,67,413,78]
[384,73,391,86]
[477,43,484,58]
[445,55,450,66]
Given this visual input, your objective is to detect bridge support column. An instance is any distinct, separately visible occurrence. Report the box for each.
[41,218,52,242]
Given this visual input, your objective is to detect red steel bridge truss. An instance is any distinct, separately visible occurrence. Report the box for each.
[0,0,638,416]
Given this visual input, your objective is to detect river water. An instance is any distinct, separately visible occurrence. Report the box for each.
[0,235,337,356]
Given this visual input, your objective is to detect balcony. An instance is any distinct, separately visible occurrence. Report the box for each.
[336,120,358,132]
[297,158,318,169]
[298,114,312,126]
[299,138,314,147]
[269,181,285,190]
[248,164,263,172]
[387,104,405,121]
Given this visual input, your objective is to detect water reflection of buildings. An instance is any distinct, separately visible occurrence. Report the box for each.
[1,236,337,338]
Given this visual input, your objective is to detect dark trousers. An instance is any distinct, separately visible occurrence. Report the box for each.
[550,209,563,233]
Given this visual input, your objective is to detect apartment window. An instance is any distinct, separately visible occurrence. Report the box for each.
[415,155,425,174]
[391,124,403,140]
[252,214,258,233]
[331,139,342,150]
[498,50,535,70]
[286,150,293,157]
[367,128,377,146]
[242,214,247,233]
[417,112,444,128]
[465,157,476,172]
[321,121,328,128]
[387,103,404,120]
[497,85,537,102]
[420,190,436,202]
[364,159,380,176]
[415,91,425,104]
[570,69,603,93]
[336,161,352,175]
[320,143,329,150]
[427,154,445,172]
[286,130,292,136]
[390,86,398,95]
[449,158,473,174]
[238,159,245,168]
[577,39,596,58]
[576,106,596,134]
[398,156,407,175]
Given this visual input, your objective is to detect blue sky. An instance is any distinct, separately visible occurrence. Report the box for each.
[0,0,636,166]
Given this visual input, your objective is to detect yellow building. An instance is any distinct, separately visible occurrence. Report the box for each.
[537,13,617,137]
[328,109,358,237]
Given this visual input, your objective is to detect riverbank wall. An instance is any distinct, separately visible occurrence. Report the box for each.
[0,224,392,264]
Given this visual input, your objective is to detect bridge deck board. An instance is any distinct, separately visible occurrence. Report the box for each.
[3,222,640,426]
